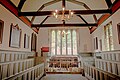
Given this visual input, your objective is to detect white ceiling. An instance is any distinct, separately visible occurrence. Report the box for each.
[10,0,109,25]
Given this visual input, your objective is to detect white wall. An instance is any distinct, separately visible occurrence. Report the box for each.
[38,28,49,55]
[0,5,37,52]
[38,27,93,55]
[92,9,120,51]
[78,28,93,53]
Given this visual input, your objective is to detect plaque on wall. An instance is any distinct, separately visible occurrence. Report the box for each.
[0,19,4,44]
[9,23,22,48]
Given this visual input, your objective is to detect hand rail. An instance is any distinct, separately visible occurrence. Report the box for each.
[0,58,34,79]
[84,63,120,80]
[0,58,34,65]
[96,58,120,64]
[3,63,44,80]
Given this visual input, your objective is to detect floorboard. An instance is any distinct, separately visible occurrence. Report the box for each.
[41,74,88,80]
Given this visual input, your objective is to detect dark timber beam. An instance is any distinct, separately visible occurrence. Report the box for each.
[93,15,98,23]
[111,0,120,13]
[31,5,45,23]
[66,0,97,25]
[77,15,93,29]
[77,15,88,24]
[31,0,61,23]
[63,20,65,25]
[18,0,26,11]
[40,16,49,25]
[90,0,120,33]
[31,23,98,27]
[62,0,65,8]
[36,16,49,31]
[19,9,111,16]
[105,0,112,8]
[0,0,38,33]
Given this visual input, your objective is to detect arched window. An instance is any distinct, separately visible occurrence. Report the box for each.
[67,30,72,55]
[62,30,66,55]
[104,22,114,51]
[57,30,61,55]
[51,30,55,55]
[73,30,77,55]
[50,29,77,56]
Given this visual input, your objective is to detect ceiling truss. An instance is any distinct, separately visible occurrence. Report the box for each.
[0,0,120,33]
[18,9,111,16]
[32,23,97,27]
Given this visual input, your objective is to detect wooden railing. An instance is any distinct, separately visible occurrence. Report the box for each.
[84,63,120,80]
[99,50,120,61]
[0,50,34,62]
[95,59,120,76]
[0,50,45,80]
[4,63,44,80]
[0,58,34,79]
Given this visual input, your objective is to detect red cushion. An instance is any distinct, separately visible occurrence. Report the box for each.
[41,47,49,52]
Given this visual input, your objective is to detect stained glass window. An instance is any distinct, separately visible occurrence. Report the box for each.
[51,29,77,55]
[104,22,114,51]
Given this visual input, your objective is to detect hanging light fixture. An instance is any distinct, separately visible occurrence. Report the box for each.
[53,0,72,37]
[53,8,74,21]
[61,30,68,37]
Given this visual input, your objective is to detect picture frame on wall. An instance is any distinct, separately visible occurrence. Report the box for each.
[24,34,30,49]
[117,23,120,44]
[0,19,4,44]
[31,33,37,51]
[9,23,21,48]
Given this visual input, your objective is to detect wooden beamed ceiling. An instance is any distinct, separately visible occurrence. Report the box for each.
[32,23,97,27]
[18,0,26,11]
[18,9,111,16]
[0,0,120,33]
[0,0,38,33]
[62,0,65,8]
[90,0,120,33]
[77,15,88,24]
[31,0,61,23]
[105,0,112,8]
[30,0,98,28]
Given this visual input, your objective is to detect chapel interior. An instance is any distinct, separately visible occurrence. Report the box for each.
[0,0,120,80]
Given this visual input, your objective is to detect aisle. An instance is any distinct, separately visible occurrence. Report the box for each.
[41,74,88,80]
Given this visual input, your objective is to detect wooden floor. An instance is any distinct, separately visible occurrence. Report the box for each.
[41,74,88,80]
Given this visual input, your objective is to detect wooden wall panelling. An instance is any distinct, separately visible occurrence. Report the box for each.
[22,62,24,71]
[6,54,10,61]
[0,54,2,62]
[118,64,120,75]
[10,63,14,76]
[29,71,32,80]
[0,65,2,79]
[32,70,34,80]
[116,53,120,61]
[15,63,18,74]
[112,63,115,74]
[1,53,5,62]
[2,64,8,78]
